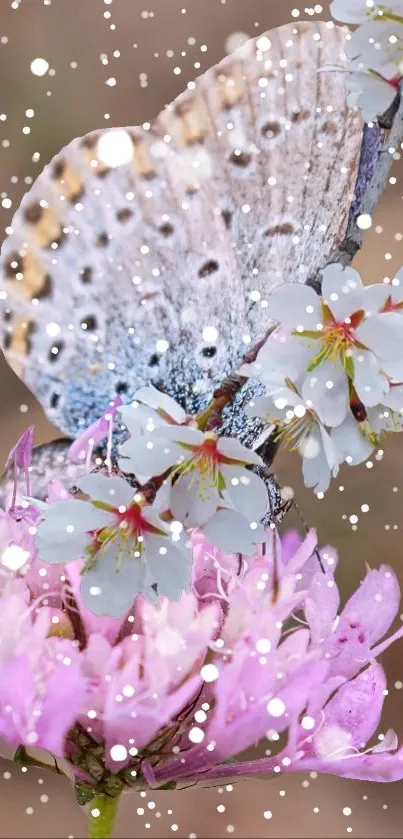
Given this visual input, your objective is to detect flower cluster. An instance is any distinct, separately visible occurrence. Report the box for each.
[1,501,403,837]
[240,264,403,494]
[35,388,272,616]
[330,0,403,120]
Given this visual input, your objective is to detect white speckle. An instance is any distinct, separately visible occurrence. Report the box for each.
[110,744,128,762]
[1,544,30,571]
[46,322,61,337]
[256,638,271,654]
[267,698,286,717]
[357,213,372,230]
[202,325,218,343]
[30,58,49,77]
[156,339,169,353]
[189,726,205,744]
[201,663,219,682]
[97,129,133,167]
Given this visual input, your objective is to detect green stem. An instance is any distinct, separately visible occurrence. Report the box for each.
[378,10,403,25]
[88,794,119,839]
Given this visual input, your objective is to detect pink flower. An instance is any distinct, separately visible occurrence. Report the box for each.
[0,579,85,756]
[0,489,402,806]
[68,396,122,468]
[4,426,34,507]
[306,563,403,679]
[79,592,219,771]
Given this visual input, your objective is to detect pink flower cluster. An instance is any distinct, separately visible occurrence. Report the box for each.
[1,474,403,795]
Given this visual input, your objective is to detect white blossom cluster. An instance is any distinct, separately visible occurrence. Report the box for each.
[240,264,403,494]
[330,0,403,120]
[36,388,270,615]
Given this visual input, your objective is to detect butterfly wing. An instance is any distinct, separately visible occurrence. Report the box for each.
[0,21,363,440]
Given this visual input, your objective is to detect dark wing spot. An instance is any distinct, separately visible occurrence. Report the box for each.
[159,222,174,237]
[4,252,23,279]
[291,108,311,123]
[115,381,128,395]
[80,266,93,284]
[229,150,251,168]
[24,202,44,225]
[35,275,53,300]
[50,392,61,409]
[148,353,160,367]
[321,120,338,134]
[48,341,64,362]
[53,160,66,179]
[81,135,97,150]
[264,223,294,236]
[50,230,67,249]
[261,121,281,139]
[80,315,97,331]
[202,346,217,358]
[117,208,134,223]
[96,232,109,247]
[221,209,232,229]
[198,259,219,278]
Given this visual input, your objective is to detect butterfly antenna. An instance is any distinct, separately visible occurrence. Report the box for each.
[293,499,325,574]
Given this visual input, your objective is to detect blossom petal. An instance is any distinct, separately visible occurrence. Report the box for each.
[119,433,182,479]
[286,750,403,782]
[155,425,204,446]
[217,437,263,466]
[240,331,314,384]
[76,474,134,508]
[302,361,349,427]
[319,664,386,752]
[340,565,400,648]
[362,283,391,315]
[346,71,396,123]
[356,312,403,361]
[133,385,187,423]
[321,264,363,321]
[352,348,389,407]
[81,545,147,618]
[330,413,374,466]
[266,284,322,331]
[203,509,265,555]
[383,385,403,413]
[221,466,268,521]
[305,568,340,645]
[36,532,90,565]
[330,0,369,24]
[144,535,191,601]
[38,500,111,536]
[301,429,334,495]
[170,472,219,527]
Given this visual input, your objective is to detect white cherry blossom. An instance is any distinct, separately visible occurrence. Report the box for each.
[35,473,191,617]
[345,66,398,121]
[246,384,339,495]
[347,20,403,75]
[119,387,268,554]
[253,265,403,416]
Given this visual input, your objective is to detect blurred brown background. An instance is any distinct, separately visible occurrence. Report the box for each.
[1,0,403,836]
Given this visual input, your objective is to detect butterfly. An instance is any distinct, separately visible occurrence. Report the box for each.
[0,20,365,499]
